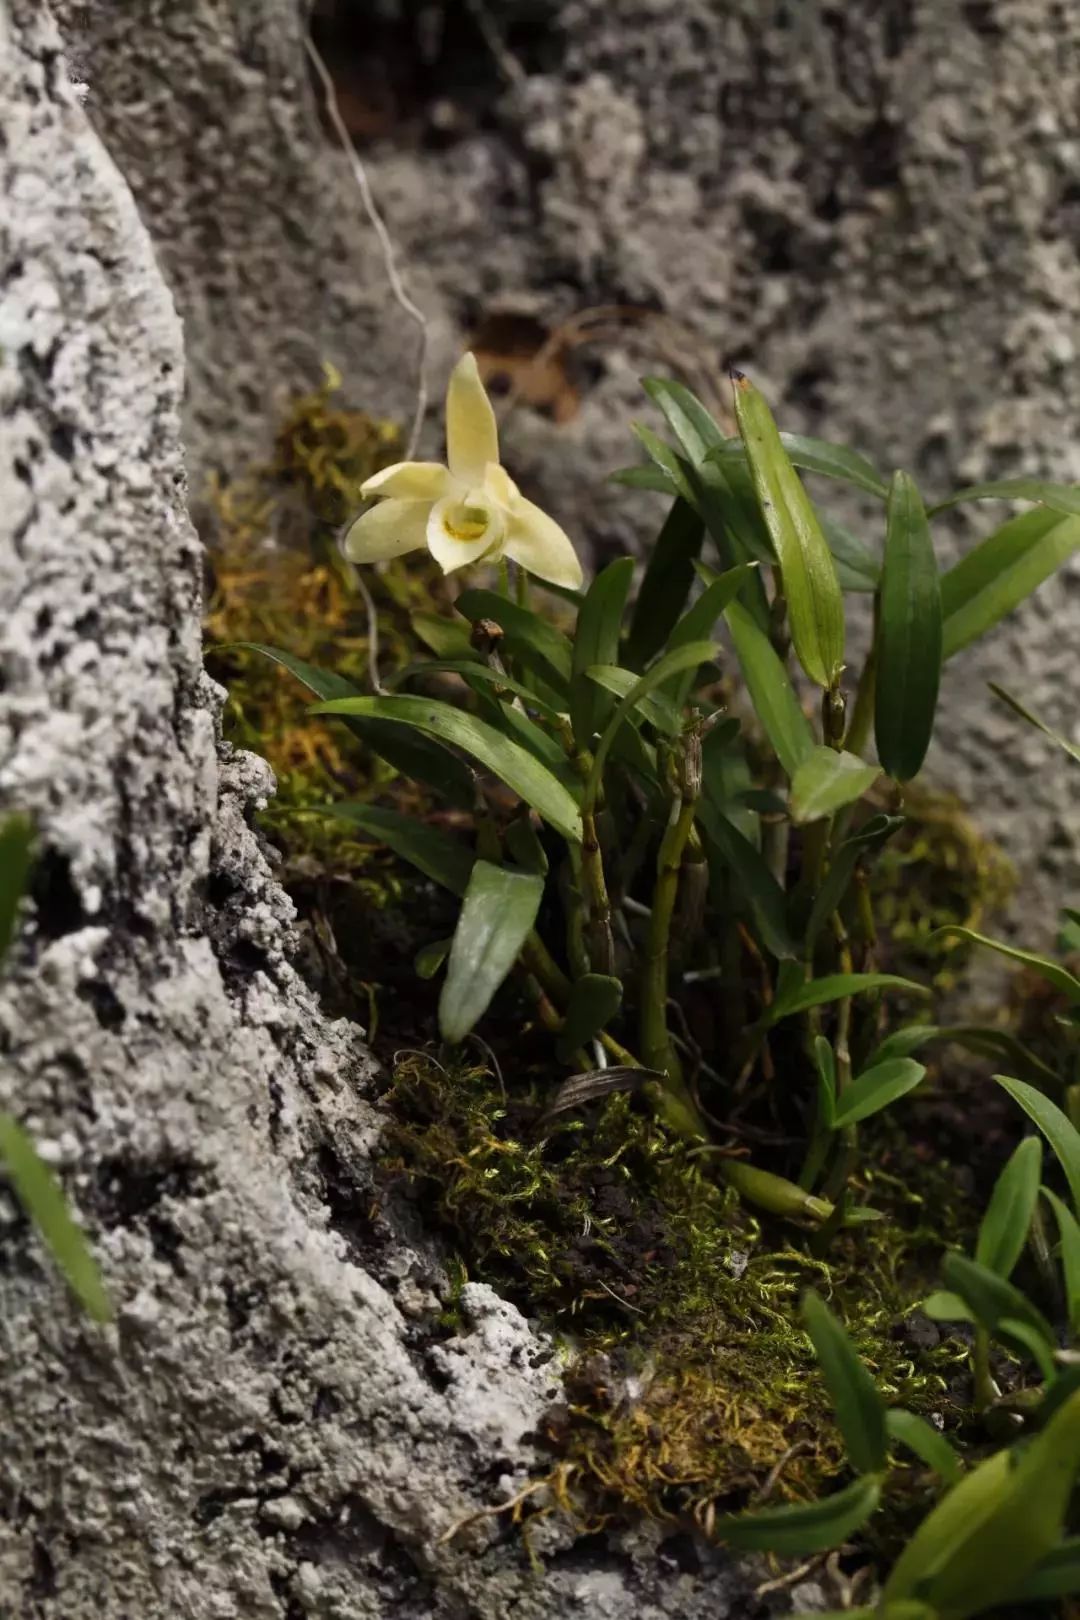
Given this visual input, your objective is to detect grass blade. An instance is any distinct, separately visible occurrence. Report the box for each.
[0,1114,112,1322]
[875,471,942,781]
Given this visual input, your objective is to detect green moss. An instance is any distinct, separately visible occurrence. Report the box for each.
[383,1056,975,1547]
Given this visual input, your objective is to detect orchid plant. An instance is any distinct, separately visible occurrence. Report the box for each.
[244,354,1080,1242]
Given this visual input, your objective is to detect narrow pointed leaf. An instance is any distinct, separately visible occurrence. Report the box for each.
[668,561,757,705]
[625,496,705,667]
[410,611,474,659]
[0,1114,111,1322]
[586,665,684,735]
[586,642,720,809]
[831,1058,926,1128]
[766,972,929,1027]
[935,927,1080,1003]
[723,598,814,779]
[805,814,903,951]
[1006,1538,1080,1602]
[823,519,881,593]
[631,423,697,505]
[790,747,881,825]
[975,1136,1042,1279]
[555,974,624,1062]
[731,373,845,687]
[325,804,475,895]
[392,658,564,723]
[697,800,799,960]
[234,642,475,807]
[996,1076,1080,1213]
[439,861,545,1043]
[885,1409,961,1486]
[312,695,583,843]
[454,589,574,693]
[928,477,1080,519]
[610,463,677,495]
[866,1022,1060,1090]
[415,938,452,980]
[940,507,1080,660]
[989,682,1080,764]
[1042,1188,1080,1335]
[714,1475,881,1555]
[505,815,549,876]
[922,1290,975,1324]
[940,1252,1054,1348]
[875,471,942,781]
[885,1387,1080,1619]
[814,1036,837,1128]
[713,432,889,500]
[802,1290,888,1475]
[570,558,635,746]
[0,813,34,965]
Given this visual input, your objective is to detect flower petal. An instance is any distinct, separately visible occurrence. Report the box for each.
[427,494,505,575]
[344,498,432,563]
[446,352,499,484]
[504,496,583,589]
[482,461,518,511]
[361,461,451,501]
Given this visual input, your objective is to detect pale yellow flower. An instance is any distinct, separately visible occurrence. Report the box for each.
[343,353,583,589]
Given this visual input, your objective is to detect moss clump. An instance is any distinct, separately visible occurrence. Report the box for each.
[871,785,1014,990]
[383,1056,974,1546]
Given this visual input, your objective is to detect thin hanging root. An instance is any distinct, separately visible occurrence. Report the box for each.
[304,33,429,461]
[437,1470,572,1546]
[754,1554,826,1599]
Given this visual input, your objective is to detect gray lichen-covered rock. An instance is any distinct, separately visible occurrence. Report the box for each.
[59,0,1080,923]
[0,5,771,1615]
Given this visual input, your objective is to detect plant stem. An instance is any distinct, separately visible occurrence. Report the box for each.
[581,809,615,974]
[972,1327,996,1412]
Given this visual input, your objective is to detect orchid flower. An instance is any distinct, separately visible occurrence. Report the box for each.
[343,353,583,589]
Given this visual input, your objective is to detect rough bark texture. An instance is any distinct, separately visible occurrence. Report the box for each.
[59,0,1080,923]
[0,6,770,1615]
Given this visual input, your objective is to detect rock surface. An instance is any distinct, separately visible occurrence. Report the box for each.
[58,0,1080,922]
[0,5,774,1615]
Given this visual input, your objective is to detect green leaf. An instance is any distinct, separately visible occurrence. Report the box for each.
[765,972,929,1028]
[940,1251,1055,1350]
[804,815,903,952]
[570,558,635,746]
[885,1409,962,1486]
[438,861,545,1044]
[790,747,882,825]
[410,611,474,659]
[933,926,1080,1003]
[454,589,574,694]
[714,431,889,500]
[631,422,697,504]
[415,938,452,980]
[865,1022,1060,1092]
[996,1076,1080,1213]
[731,372,846,687]
[324,804,475,895]
[802,1290,888,1475]
[884,1386,1080,1619]
[928,477,1080,519]
[697,800,799,961]
[1006,1538,1080,1603]
[714,1475,881,1555]
[823,519,881,593]
[830,1058,926,1129]
[0,812,35,966]
[234,642,475,808]
[625,496,705,668]
[989,682,1080,765]
[1042,1187,1080,1336]
[940,507,1080,660]
[312,695,583,844]
[975,1136,1043,1279]
[0,1113,112,1322]
[667,561,757,706]
[555,974,624,1063]
[814,1036,837,1128]
[723,599,815,779]
[586,665,684,735]
[504,814,549,876]
[585,641,720,810]
[922,1290,975,1325]
[610,463,677,495]
[392,658,564,723]
[874,471,942,781]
